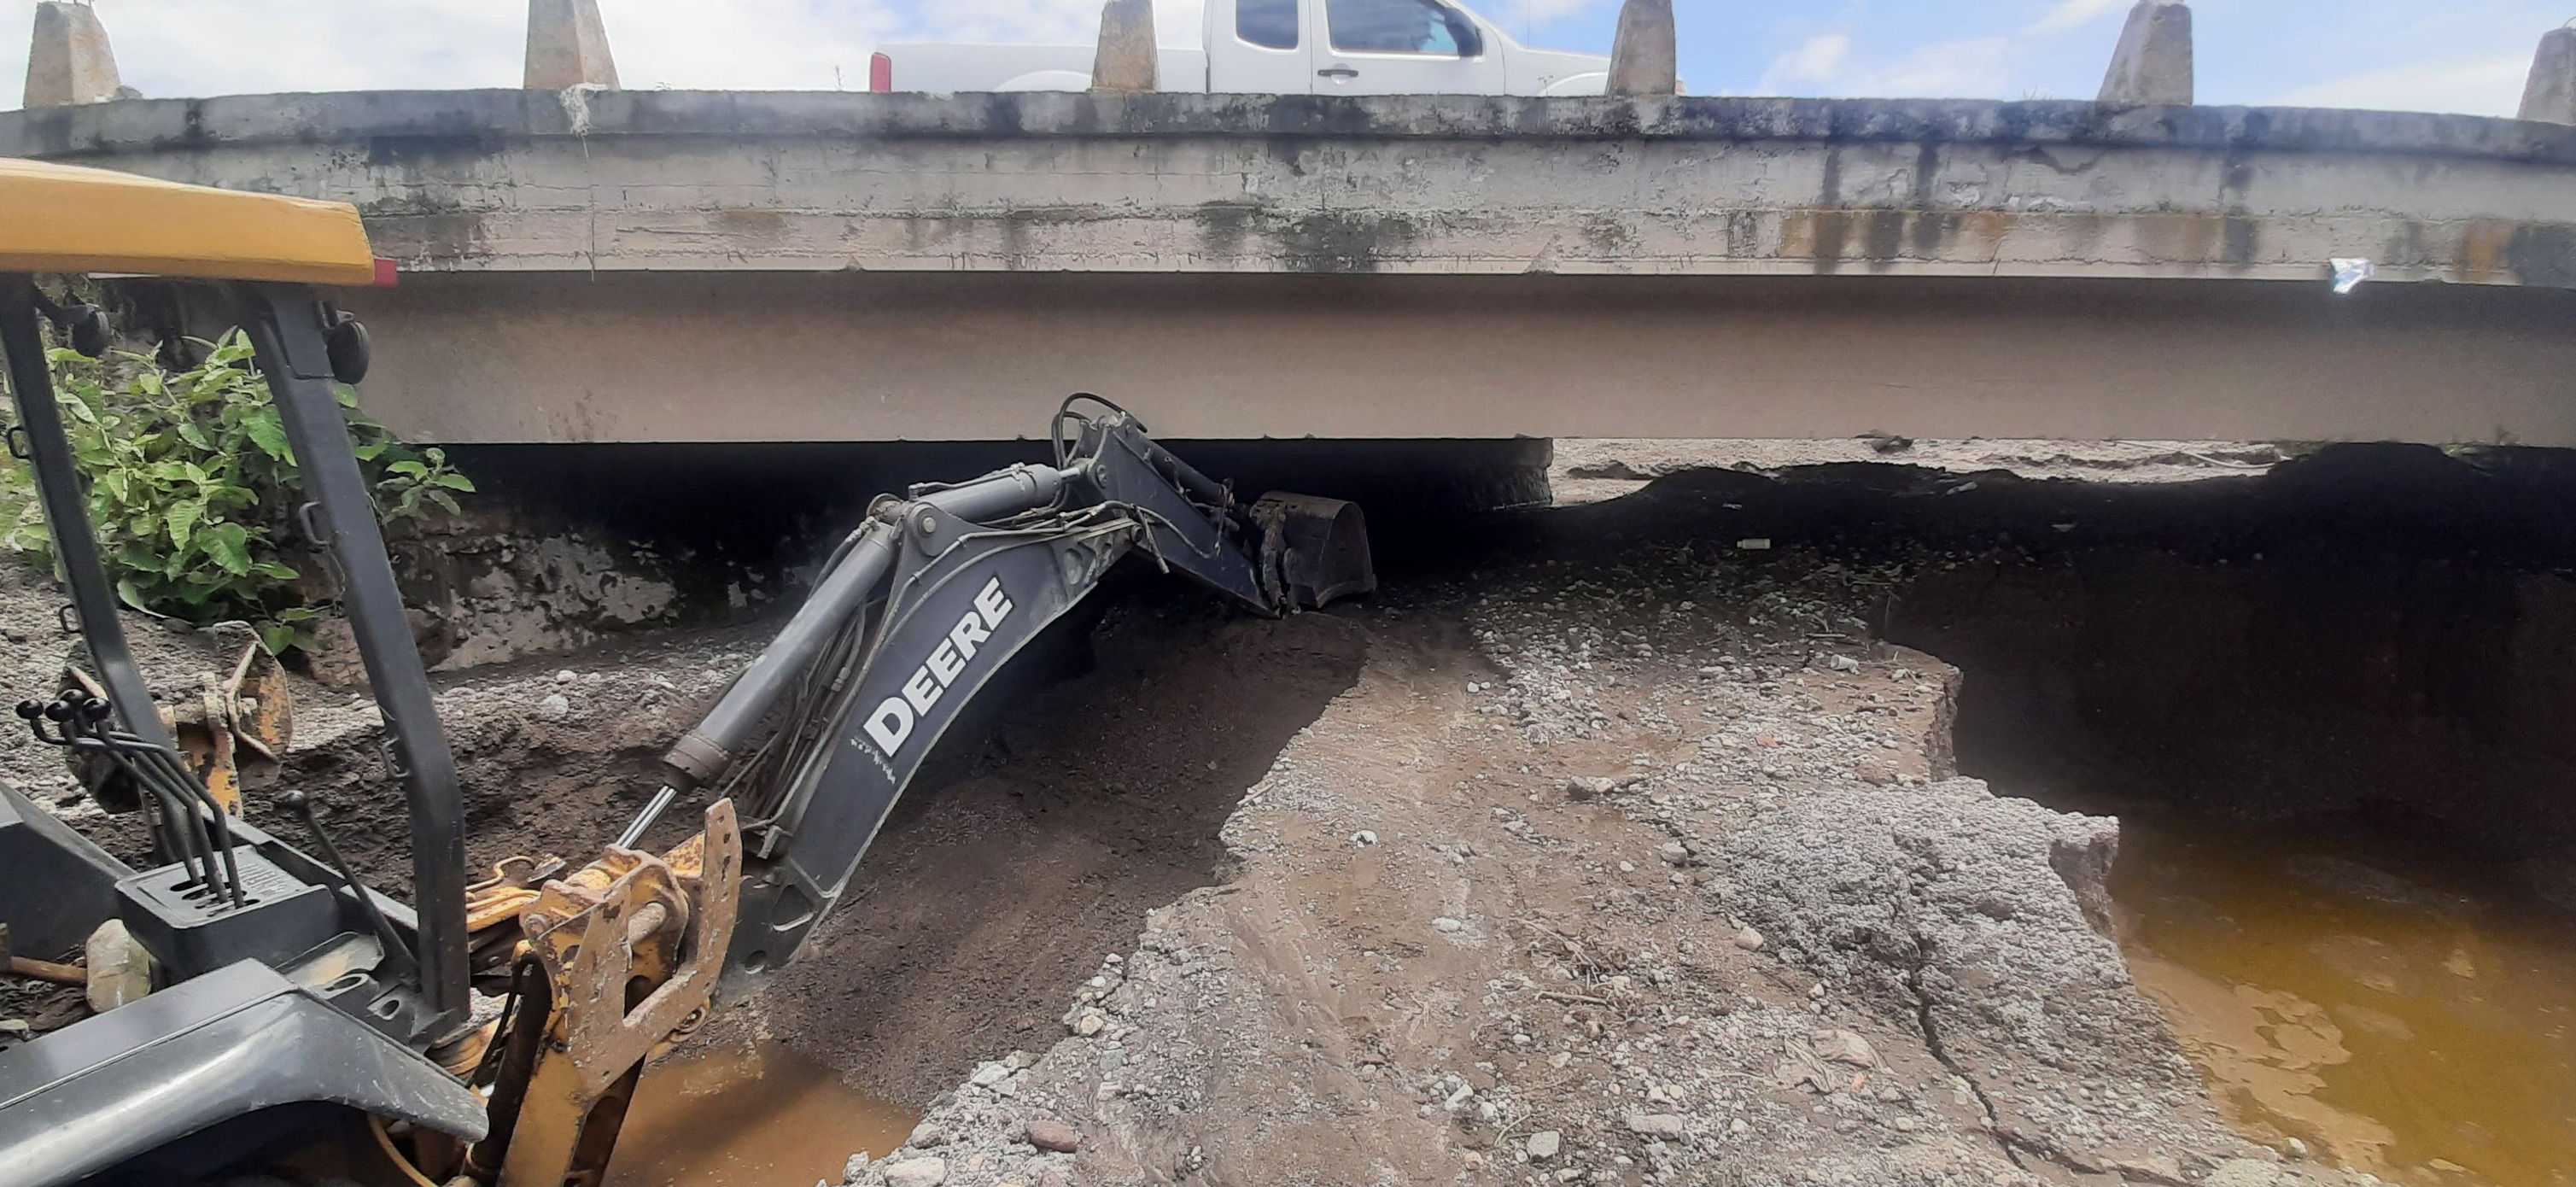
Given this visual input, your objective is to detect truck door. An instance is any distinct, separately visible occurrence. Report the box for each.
[1206,0,1317,93]
[1313,0,1507,94]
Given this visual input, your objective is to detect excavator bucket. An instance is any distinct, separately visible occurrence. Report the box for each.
[1251,493,1376,609]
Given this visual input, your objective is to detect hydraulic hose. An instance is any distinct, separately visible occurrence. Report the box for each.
[659,463,1068,788]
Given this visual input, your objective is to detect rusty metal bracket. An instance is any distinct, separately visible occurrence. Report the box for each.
[489,799,741,1187]
[462,855,570,974]
[62,624,290,816]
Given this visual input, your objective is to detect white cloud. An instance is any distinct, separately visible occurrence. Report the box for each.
[36,1,526,96]
[910,0,1101,44]
[1508,0,1607,24]
[610,0,901,91]
[0,0,1140,108]
[1760,32,1849,90]
[2271,53,2530,117]
[1758,33,2016,99]
[2030,0,2125,34]
[1870,36,2014,96]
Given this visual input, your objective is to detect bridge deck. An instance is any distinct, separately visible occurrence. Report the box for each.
[4,92,2571,444]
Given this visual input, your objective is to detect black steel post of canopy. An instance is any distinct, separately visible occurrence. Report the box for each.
[237,283,473,1044]
[0,280,172,753]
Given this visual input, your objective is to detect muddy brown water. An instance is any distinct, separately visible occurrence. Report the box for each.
[2112,813,2576,1187]
[605,1042,914,1187]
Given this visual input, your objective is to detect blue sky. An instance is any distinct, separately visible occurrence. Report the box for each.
[3,0,2565,116]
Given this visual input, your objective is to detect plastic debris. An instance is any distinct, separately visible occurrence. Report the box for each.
[2331,258,2375,294]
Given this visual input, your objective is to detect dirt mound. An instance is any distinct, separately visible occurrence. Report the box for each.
[700,595,1370,1104]
[843,548,2332,1187]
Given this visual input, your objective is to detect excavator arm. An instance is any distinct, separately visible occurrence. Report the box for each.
[459,399,1371,1184]
[659,398,1373,979]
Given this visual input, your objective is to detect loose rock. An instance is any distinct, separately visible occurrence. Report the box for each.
[1025,1119,1079,1153]
[880,1158,947,1187]
[1623,1113,1689,1139]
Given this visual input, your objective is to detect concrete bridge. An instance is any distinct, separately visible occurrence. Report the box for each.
[4,2,2575,449]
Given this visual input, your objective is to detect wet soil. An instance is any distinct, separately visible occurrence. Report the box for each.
[606,1040,915,1187]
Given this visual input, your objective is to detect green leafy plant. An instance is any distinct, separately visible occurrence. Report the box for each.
[0,330,473,652]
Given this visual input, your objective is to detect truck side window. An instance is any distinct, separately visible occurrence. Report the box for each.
[1237,0,1299,50]
[1327,0,1483,56]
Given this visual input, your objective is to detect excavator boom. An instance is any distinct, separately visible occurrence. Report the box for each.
[660,397,1372,979]
[457,398,1371,1183]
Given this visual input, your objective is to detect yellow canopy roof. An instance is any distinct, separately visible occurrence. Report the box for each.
[0,157,377,286]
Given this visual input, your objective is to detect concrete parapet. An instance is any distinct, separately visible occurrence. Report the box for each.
[2523,26,2576,126]
[1606,0,1677,98]
[2098,0,2191,107]
[525,0,619,91]
[23,2,121,108]
[1091,0,1159,93]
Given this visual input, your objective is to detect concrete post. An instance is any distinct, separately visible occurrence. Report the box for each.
[1091,0,1158,93]
[1605,0,1678,98]
[23,2,123,109]
[525,0,619,91]
[2097,0,2192,107]
[2521,26,2576,126]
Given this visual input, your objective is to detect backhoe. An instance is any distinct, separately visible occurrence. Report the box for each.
[0,159,1371,1187]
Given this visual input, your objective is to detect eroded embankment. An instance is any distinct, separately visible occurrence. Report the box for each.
[822,445,2576,1187]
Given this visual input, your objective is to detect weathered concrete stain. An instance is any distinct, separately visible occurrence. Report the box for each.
[1195,200,1253,265]
[1860,209,1907,272]
[1274,209,1423,272]
[2509,223,2576,288]
[2456,220,2526,283]
[715,209,791,237]
[2220,215,2259,270]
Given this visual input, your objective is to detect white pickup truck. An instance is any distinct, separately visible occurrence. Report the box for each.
[870,0,1610,96]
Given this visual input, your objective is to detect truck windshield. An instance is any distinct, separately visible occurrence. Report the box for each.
[1238,0,1298,50]
[1329,0,1482,56]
